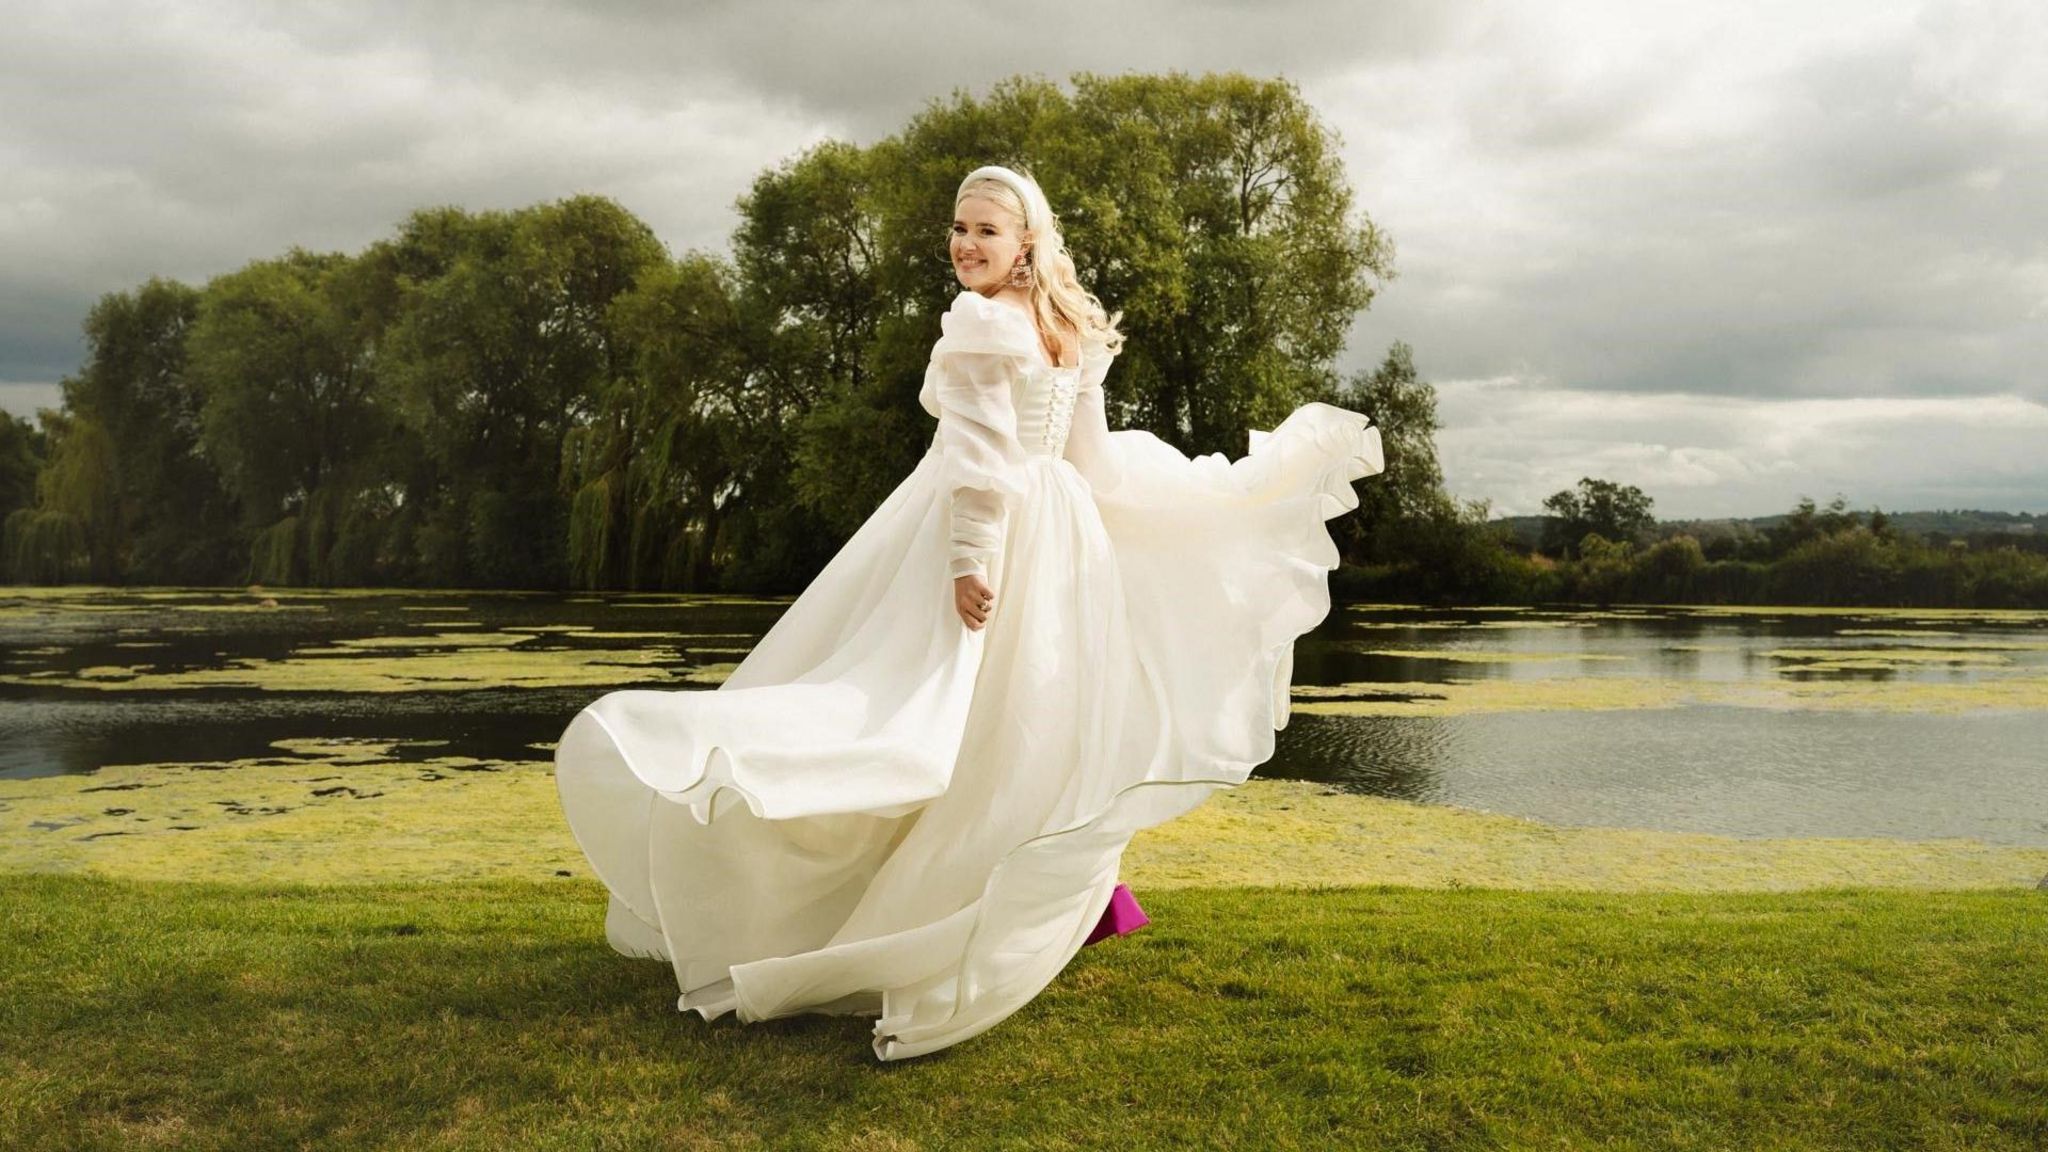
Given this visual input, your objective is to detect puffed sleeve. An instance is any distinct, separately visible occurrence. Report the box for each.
[1060,337,1125,497]
[918,292,1035,582]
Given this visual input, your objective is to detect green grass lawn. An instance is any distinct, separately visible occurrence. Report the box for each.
[3,874,2042,1151]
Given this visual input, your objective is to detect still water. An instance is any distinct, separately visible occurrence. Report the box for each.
[3,589,2044,846]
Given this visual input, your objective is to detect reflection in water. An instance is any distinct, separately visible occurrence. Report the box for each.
[1274,604,2048,846]
[0,589,764,779]
[0,692,598,781]
[1268,709,2048,847]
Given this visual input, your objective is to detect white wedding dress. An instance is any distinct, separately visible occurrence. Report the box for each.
[554,290,1383,1060]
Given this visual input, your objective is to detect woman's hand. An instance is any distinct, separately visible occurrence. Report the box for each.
[954,573,996,631]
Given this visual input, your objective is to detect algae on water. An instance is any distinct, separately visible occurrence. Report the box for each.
[5,754,2041,893]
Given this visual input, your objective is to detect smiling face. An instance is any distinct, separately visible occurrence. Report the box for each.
[950,194,1029,295]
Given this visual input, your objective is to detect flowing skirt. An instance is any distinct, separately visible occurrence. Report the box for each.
[554,403,1381,1060]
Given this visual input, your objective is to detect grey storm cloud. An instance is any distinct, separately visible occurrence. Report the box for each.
[2,0,2043,517]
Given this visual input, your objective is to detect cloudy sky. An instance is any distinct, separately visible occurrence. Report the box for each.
[3,0,2042,518]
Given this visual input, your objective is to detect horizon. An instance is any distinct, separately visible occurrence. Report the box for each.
[1492,506,2044,526]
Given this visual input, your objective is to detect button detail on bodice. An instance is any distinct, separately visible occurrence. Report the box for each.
[1040,371,1080,457]
[1016,364,1083,459]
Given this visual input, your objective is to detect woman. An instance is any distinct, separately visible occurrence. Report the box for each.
[554,163,1383,1061]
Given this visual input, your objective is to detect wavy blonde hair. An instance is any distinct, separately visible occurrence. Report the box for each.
[956,166,1125,360]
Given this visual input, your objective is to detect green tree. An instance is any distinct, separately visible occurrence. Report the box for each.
[738,139,915,546]
[1632,534,1706,601]
[1766,494,1860,558]
[1052,72,1396,453]
[1571,533,1637,605]
[1769,526,1895,605]
[564,253,780,590]
[1330,340,1442,565]
[3,278,242,583]
[12,71,1408,595]
[0,411,48,577]
[5,409,112,582]
[769,71,1398,541]
[380,196,667,587]
[188,250,394,585]
[1542,478,1656,556]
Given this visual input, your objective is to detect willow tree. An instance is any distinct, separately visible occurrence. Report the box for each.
[0,412,43,539]
[380,195,667,587]
[5,410,111,583]
[563,253,755,590]
[3,277,240,583]
[188,250,393,585]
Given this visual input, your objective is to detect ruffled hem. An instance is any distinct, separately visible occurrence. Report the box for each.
[1243,403,1386,728]
[1092,401,1384,772]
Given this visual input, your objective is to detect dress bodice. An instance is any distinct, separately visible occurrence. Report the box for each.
[1014,360,1084,460]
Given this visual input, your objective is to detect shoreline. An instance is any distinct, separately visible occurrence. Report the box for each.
[6,756,2042,892]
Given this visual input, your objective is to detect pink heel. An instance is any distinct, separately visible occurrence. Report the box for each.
[1083,882,1150,946]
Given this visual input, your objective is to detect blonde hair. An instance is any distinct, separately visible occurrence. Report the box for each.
[956,166,1125,359]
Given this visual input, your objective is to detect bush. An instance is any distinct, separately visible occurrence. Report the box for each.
[1630,535,1706,601]
[1769,528,1897,605]
[1691,559,1770,604]
[1566,534,1634,605]
[1962,546,2048,608]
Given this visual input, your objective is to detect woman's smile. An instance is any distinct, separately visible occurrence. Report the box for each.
[950,195,1023,290]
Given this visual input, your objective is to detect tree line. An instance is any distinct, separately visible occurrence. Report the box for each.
[3,70,2041,608]
[3,72,1397,592]
[1335,472,2048,607]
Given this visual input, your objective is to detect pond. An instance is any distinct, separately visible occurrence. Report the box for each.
[3,589,2044,848]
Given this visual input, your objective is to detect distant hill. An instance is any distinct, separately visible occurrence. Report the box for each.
[1494,509,2043,551]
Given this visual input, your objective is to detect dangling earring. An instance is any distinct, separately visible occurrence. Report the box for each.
[1006,253,1034,289]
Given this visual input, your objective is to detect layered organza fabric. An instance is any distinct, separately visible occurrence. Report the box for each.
[555,289,1383,1060]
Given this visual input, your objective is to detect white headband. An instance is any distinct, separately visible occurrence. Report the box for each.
[957,164,1063,271]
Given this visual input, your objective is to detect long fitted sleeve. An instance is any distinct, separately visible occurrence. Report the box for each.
[939,350,1022,581]
[918,292,1036,583]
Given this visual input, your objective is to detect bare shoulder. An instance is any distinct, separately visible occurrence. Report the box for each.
[1044,316,1081,368]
